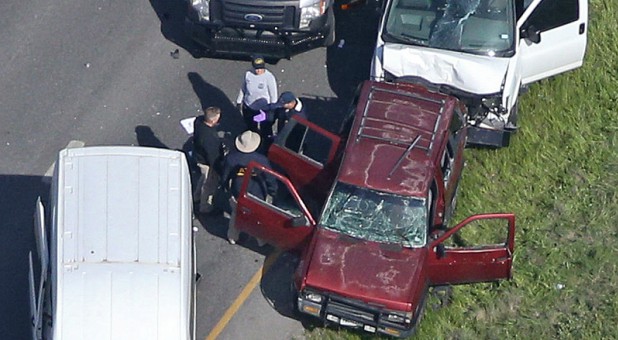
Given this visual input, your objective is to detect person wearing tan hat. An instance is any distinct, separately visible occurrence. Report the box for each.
[236,56,278,132]
[221,130,277,245]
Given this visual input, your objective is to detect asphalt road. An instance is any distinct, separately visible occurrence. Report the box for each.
[0,1,378,339]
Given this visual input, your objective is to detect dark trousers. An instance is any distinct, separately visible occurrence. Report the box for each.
[241,105,260,132]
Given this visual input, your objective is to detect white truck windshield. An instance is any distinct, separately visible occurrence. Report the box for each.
[383,0,515,56]
[321,182,428,248]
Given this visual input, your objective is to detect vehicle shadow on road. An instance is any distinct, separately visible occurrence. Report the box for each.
[298,96,351,134]
[194,213,274,256]
[0,175,49,340]
[148,0,209,58]
[259,251,328,330]
[148,0,273,63]
[259,252,299,318]
[326,6,380,100]
[193,213,229,242]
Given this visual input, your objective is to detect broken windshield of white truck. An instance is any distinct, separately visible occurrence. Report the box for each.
[321,182,427,248]
[384,0,515,56]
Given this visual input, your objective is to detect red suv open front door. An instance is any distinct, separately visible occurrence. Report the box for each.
[427,213,516,285]
[234,116,343,251]
[234,162,318,251]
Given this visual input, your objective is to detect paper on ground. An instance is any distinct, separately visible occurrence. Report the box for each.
[180,117,196,135]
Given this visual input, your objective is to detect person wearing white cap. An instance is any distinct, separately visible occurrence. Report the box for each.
[221,130,277,245]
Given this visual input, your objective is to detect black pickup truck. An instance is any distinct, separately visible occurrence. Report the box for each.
[185,0,337,58]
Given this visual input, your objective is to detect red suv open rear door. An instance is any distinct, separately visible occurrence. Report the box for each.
[268,115,341,204]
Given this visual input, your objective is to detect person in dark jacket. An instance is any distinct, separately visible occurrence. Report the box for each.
[222,130,277,245]
[193,107,224,214]
[262,91,307,138]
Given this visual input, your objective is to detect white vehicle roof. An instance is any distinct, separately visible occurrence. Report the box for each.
[52,146,193,340]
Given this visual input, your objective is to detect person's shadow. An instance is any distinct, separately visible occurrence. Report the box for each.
[259,251,300,318]
[135,125,169,149]
[188,72,246,138]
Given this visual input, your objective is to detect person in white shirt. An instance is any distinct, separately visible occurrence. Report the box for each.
[236,56,278,132]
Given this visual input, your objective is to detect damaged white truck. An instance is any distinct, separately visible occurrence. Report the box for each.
[371,0,588,147]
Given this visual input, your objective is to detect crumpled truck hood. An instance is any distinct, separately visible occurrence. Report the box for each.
[304,228,426,310]
[382,43,510,95]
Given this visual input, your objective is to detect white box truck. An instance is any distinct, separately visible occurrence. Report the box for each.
[28,146,195,340]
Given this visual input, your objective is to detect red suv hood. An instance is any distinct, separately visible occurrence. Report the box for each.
[304,228,426,310]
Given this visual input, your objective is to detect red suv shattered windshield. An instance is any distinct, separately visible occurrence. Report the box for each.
[320,182,428,248]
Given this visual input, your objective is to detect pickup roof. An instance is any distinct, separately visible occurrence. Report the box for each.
[232,80,515,337]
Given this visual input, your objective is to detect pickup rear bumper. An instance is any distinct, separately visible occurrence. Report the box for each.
[184,12,333,59]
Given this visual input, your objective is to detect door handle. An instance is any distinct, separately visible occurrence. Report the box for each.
[579,23,585,35]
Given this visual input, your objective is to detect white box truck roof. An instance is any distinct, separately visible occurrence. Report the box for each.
[48,146,193,340]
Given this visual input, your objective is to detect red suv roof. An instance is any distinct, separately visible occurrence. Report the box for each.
[337,80,458,197]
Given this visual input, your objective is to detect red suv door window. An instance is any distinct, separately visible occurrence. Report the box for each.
[268,115,341,204]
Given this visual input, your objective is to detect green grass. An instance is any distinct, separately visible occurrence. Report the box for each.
[306,0,618,338]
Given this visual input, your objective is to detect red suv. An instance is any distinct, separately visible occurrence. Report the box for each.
[231,80,516,337]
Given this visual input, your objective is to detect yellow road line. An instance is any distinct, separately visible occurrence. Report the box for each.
[205,250,282,340]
